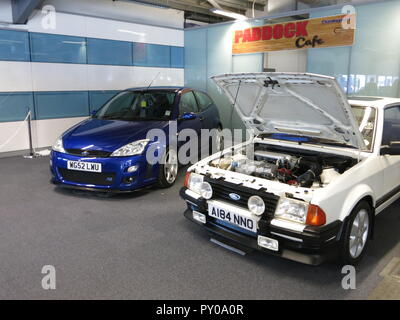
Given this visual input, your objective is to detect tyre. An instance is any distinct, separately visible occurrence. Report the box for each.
[157,148,178,188]
[339,200,372,265]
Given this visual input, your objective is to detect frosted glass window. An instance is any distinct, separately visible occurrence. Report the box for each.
[0,92,34,122]
[0,29,30,61]
[133,43,170,68]
[34,91,89,119]
[30,33,86,64]
[87,38,132,66]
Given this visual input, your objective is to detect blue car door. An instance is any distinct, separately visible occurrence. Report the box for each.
[176,90,202,151]
[194,90,220,130]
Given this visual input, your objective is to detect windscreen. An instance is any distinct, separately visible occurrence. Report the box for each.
[95,90,176,121]
[351,105,377,150]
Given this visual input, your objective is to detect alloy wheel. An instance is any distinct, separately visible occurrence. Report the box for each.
[164,149,178,184]
[349,209,369,259]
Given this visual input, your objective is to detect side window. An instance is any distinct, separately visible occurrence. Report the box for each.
[179,91,198,115]
[194,91,213,112]
[382,106,400,145]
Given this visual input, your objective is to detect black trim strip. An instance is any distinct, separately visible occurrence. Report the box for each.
[376,185,400,207]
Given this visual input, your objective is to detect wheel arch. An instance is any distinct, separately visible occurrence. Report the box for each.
[339,184,376,222]
[338,187,376,241]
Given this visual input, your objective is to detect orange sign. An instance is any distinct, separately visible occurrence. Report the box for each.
[232,14,355,54]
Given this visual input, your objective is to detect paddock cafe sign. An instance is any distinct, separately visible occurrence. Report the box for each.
[232,14,355,54]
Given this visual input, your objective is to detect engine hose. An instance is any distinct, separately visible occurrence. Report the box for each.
[296,158,322,188]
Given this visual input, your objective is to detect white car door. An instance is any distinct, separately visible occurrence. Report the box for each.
[379,105,400,207]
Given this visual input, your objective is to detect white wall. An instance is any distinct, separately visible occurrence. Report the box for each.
[42,0,184,29]
[265,50,307,73]
[0,6,184,154]
[0,0,12,24]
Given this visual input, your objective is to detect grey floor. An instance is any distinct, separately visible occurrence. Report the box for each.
[0,156,399,300]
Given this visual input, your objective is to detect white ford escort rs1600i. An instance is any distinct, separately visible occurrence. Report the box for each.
[180,72,400,265]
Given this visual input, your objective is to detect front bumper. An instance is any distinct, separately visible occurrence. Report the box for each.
[50,151,159,192]
[180,187,343,265]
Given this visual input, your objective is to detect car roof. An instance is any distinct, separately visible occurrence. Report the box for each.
[348,96,400,108]
[124,86,188,92]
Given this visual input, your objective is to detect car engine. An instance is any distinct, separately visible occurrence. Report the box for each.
[209,144,357,188]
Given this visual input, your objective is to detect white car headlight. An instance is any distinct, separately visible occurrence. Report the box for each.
[52,136,65,153]
[275,197,309,224]
[200,182,213,199]
[110,139,149,157]
[248,195,265,216]
[187,173,204,194]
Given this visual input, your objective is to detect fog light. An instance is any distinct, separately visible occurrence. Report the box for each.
[193,211,206,224]
[248,195,265,216]
[123,176,135,184]
[127,165,138,173]
[257,236,279,251]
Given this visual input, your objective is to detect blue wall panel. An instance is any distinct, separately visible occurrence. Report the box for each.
[0,29,30,62]
[34,91,89,119]
[30,32,87,64]
[171,46,184,68]
[147,44,170,68]
[0,29,183,68]
[133,43,171,68]
[87,38,132,66]
[0,92,34,122]
[0,28,183,122]
[307,2,400,97]
[184,28,207,91]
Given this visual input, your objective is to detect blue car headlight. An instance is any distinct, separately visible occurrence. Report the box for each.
[110,139,149,157]
[52,136,66,153]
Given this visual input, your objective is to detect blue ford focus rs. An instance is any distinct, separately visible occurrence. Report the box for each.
[50,87,222,192]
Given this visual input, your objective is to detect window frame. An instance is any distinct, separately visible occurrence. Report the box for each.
[178,90,199,116]
[350,104,378,153]
[194,90,213,112]
[382,104,400,147]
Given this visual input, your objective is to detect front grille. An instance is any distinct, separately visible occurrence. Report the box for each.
[59,168,116,186]
[65,149,111,158]
[205,177,279,217]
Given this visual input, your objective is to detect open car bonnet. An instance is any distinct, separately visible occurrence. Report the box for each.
[212,72,365,150]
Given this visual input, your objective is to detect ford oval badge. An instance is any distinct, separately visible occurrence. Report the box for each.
[229,193,241,201]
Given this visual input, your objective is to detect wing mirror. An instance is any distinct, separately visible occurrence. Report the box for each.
[179,112,197,121]
[90,109,98,117]
[381,141,400,155]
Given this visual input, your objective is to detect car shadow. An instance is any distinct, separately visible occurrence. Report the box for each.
[181,198,400,291]
[256,199,399,285]
[52,184,153,201]
[51,164,190,201]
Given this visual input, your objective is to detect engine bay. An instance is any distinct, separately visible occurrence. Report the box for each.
[209,143,358,189]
